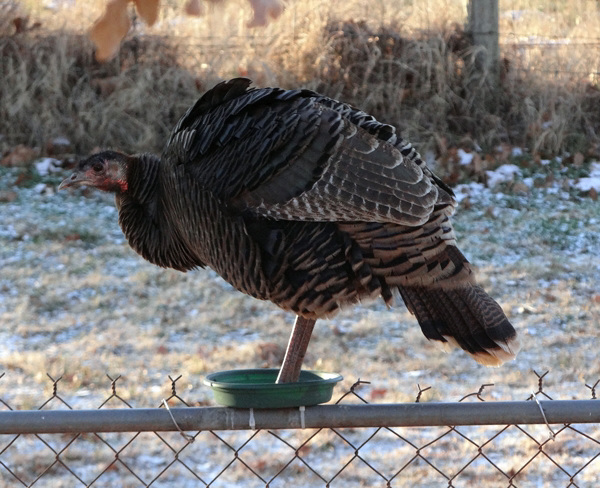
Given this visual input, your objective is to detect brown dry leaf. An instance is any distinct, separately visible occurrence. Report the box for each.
[13,16,29,34]
[297,444,312,456]
[590,187,598,201]
[446,146,458,165]
[484,206,497,219]
[89,0,132,62]
[573,152,584,167]
[0,190,17,203]
[184,0,204,16]
[14,172,33,187]
[369,388,388,401]
[436,135,448,156]
[247,0,284,28]
[45,137,72,156]
[90,76,120,97]
[256,342,284,363]
[250,458,268,472]
[459,135,475,151]
[484,153,496,168]
[1,144,39,167]
[471,152,483,174]
[497,143,511,162]
[511,181,529,195]
[133,0,160,26]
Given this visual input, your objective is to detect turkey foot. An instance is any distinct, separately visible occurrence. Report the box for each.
[276,316,316,383]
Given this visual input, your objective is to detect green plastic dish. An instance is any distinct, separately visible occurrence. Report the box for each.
[204,369,343,408]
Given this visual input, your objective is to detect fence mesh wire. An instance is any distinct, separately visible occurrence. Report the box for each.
[1,371,600,487]
[1,1,599,485]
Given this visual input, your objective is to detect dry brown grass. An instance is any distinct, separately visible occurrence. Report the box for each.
[0,28,207,154]
[1,0,599,158]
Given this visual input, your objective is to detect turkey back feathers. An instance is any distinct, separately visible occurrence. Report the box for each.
[117,78,519,366]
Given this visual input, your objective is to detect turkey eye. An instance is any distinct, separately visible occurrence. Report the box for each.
[92,162,104,173]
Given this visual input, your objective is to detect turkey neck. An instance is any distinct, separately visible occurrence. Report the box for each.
[115,153,200,272]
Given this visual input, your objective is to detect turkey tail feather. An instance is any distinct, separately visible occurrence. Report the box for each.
[399,285,519,366]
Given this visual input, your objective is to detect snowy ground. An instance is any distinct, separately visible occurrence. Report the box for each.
[0,158,599,486]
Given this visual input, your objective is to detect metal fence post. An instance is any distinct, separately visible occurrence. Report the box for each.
[467,0,500,86]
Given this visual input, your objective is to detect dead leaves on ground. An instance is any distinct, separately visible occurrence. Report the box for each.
[1,145,39,167]
[89,0,285,61]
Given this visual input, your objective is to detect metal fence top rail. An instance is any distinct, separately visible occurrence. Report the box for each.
[1,400,599,435]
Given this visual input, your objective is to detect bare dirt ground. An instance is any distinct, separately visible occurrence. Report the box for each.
[0,159,599,486]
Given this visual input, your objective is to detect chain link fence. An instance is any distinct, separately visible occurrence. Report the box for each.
[1,371,600,487]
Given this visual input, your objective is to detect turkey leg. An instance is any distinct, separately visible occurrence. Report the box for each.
[275,316,316,383]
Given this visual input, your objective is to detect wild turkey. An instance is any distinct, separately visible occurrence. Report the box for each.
[59,78,519,383]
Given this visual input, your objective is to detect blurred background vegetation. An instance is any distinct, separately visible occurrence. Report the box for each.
[1,0,599,178]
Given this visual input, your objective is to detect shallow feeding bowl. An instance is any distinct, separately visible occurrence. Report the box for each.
[204,369,343,408]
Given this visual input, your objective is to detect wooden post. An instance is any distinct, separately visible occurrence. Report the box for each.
[467,0,499,86]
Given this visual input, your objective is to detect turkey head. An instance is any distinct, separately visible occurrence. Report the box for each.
[59,151,130,193]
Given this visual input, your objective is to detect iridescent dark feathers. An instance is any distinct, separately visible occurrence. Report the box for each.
[113,78,519,366]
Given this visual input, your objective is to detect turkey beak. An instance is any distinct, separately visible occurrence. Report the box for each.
[58,171,90,190]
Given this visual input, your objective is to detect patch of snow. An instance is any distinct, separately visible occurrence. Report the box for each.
[540,159,551,166]
[502,10,528,21]
[485,164,521,188]
[423,150,436,167]
[511,147,524,157]
[453,182,486,203]
[574,177,600,192]
[33,183,47,194]
[403,370,428,377]
[43,0,75,10]
[457,148,474,166]
[137,454,165,467]
[523,177,534,188]
[571,162,600,191]
[34,157,62,176]
[51,136,71,146]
